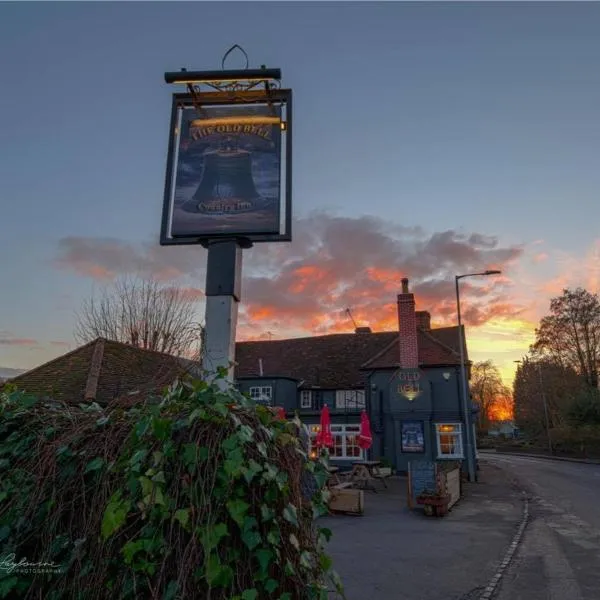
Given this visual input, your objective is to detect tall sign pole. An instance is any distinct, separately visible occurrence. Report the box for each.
[160,47,292,389]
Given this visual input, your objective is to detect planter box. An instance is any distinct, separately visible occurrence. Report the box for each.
[445,468,461,508]
[328,485,364,515]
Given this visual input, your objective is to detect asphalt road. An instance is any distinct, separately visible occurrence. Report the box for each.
[323,467,523,600]
[487,453,600,600]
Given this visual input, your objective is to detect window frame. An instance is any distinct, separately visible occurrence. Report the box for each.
[308,423,365,461]
[248,386,273,406]
[435,423,464,459]
[335,389,366,410]
[300,390,312,409]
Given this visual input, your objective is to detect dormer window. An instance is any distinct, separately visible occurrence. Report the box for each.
[249,386,273,406]
[300,390,312,409]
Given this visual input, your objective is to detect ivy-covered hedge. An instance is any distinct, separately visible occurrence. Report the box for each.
[0,380,343,599]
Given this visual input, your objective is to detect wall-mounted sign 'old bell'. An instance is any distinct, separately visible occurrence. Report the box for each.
[182,148,265,215]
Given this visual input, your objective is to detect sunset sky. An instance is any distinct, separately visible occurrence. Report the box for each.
[1,2,599,384]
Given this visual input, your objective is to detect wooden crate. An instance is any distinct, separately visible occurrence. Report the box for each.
[328,484,364,515]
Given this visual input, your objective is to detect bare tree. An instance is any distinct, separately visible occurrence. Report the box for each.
[532,288,600,388]
[471,360,511,431]
[75,277,203,358]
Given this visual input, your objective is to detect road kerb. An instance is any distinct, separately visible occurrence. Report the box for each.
[478,491,529,600]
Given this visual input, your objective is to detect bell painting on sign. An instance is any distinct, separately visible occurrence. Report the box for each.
[160,90,292,245]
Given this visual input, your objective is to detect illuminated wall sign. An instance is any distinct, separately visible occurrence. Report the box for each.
[397,369,422,402]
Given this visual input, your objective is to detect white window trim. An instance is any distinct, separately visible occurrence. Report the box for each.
[335,389,366,410]
[249,386,273,405]
[435,423,464,459]
[308,423,365,461]
[300,390,312,409]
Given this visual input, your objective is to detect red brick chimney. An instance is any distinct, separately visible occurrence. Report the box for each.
[398,278,419,369]
[416,311,431,331]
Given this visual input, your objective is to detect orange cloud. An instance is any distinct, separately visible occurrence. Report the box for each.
[0,335,38,346]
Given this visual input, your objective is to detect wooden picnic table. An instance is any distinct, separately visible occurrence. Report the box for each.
[348,460,387,492]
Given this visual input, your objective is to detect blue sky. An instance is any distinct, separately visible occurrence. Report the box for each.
[1,2,599,380]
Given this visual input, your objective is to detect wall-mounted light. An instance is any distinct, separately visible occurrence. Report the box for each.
[442,372,451,381]
[371,383,378,391]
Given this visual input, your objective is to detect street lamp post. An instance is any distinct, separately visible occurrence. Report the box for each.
[455,270,501,483]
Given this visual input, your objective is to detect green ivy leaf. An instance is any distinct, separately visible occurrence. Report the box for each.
[200,522,229,553]
[205,553,233,587]
[226,499,249,527]
[279,594,292,600]
[151,417,171,441]
[257,442,268,457]
[260,504,275,522]
[289,533,300,551]
[241,459,263,484]
[101,493,131,540]
[267,528,280,546]
[152,470,166,484]
[241,589,258,600]
[300,551,312,569]
[238,424,255,443]
[241,529,261,550]
[255,548,273,574]
[163,580,179,600]
[129,449,148,469]
[84,456,104,473]
[265,579,278,594]
[283,504,298,527]
[318,552,333,571]
[173,508,190,529]
[318,527,333,543]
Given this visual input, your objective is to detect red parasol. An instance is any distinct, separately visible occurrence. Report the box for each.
[358,410,373,450]
[314,404,334,448]
[277,407,286,421]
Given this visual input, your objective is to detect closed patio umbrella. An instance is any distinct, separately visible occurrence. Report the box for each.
[358,410,373,450]
[315,404,334,449]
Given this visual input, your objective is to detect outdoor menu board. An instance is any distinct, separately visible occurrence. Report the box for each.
[407,459,437,508]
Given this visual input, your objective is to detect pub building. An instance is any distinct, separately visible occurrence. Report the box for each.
[235,278,478,475]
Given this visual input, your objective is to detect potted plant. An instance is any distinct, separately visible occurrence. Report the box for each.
[416,489,451,517]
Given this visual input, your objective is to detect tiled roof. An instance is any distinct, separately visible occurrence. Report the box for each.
[360,328,462,370]
[234,327,463,388]
[4,339,200,404]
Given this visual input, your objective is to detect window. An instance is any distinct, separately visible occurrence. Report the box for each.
[249,386,273,406]
[300,390,312,409]
[335,390,366,410]
[435,423,464,459]
[308,424,365,461]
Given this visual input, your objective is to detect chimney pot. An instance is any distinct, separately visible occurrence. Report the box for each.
[401,278,409,294]
[355,327,372,334]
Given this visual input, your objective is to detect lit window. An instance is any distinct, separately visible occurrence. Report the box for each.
[335,390,366,410]
[435,423,464,459]
[308,423,364,461]
[249,386,273,406]
[300,390,312,409]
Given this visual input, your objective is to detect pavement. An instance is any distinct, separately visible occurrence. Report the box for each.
[322,462,524,600]
[487,453,600,600]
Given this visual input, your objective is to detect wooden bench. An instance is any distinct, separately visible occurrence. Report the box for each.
[332,482,354,490]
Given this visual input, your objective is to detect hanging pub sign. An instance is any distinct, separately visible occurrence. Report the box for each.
[160,87,292,245]
[397,368,422,402]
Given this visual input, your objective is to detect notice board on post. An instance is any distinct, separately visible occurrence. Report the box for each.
[407,460,437,509]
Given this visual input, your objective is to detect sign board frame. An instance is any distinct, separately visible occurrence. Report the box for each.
[160,89,292,246]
